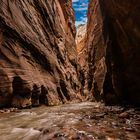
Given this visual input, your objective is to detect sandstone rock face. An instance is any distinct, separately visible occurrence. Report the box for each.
[0,0,82,108]
[76,24,93,99]
[76,24,86,51]
[86,0,140,105]
[76,24,87,69]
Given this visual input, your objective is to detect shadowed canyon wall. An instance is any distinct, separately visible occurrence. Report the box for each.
[85,0,140,105]
[0,0,83,108]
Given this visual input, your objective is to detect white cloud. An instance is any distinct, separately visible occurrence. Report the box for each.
[74,7,88,11]
[72,0,79,2]
[81,17,87,22]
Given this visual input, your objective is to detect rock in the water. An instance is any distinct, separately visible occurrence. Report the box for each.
[119,112,129,119]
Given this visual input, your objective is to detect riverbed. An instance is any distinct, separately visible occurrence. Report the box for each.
[0,102,139,140]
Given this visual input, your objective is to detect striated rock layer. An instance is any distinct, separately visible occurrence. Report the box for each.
[86,0,140,105]
[76,24,93,99]
[0,0,82,108]
[76,24,87,69]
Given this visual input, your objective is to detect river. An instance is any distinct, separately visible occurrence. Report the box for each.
[0,102,139,140]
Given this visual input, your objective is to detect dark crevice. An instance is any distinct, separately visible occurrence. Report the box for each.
[12,76,31,99]
[100,10,125,105]
[31,84,41,107]
[57,87,65,104]
[59,79,70,101]
[39,85,49,105]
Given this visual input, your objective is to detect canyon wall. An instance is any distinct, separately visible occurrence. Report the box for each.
[86,0,140,105]
[76,24,93,100]
[0,0,82,108]
[0,0,139,108]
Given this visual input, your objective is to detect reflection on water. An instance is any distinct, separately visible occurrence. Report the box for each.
[0,102,140,140]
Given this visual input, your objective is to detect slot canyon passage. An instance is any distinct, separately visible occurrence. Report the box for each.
[0,0,140,139]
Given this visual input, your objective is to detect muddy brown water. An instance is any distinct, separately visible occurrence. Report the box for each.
[0,102,140,140]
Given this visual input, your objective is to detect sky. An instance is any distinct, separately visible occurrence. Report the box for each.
[72,0,89,26]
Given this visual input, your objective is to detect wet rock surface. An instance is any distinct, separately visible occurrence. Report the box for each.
[0,102,139,140]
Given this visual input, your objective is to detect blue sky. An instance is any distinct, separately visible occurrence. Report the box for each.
[72,0,89,26]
